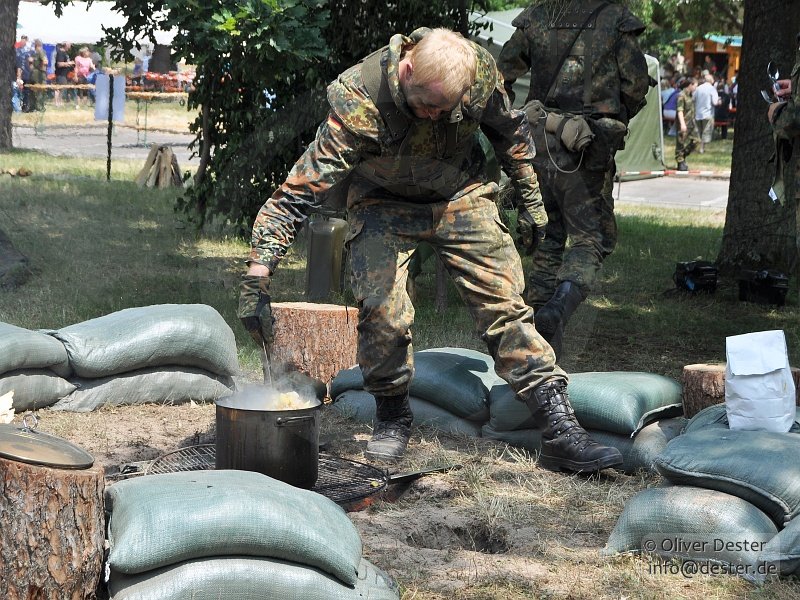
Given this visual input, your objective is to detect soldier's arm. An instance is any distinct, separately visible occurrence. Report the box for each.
[497,28,531,106]
[616,32,650,122]
[247,113,361,273]
[480,86,545,227]
[772,101,800,139]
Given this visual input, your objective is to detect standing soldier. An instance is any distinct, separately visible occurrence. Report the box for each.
[238,28,623,473]
[675,77,699,171]
[498,0,651,358]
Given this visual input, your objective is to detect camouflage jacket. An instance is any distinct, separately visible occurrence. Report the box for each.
[249,29,542,271]
[677,89,695,123]
[770,36,800,204]
[497,0,649,123]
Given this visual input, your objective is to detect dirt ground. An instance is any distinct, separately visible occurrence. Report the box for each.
[27,392,759,600]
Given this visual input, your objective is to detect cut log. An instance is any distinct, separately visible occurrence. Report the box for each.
[682,363,800,418]
[134,143,160,187]
[0,456,105,600]
[270,302,358,385]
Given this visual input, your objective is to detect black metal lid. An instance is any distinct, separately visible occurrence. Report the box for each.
[0,415,94,469]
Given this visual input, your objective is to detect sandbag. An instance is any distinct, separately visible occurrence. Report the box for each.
[106,470,363,585]
[760,516,800,576]
[685,403,800,434]
[481,418,685,474]
[0,369,76,411]
[50,367,234,413]
[330,347,494,422]
[108,556,399,600]
[656,428,800,526]
[487,372,683,434]
[602,486,778,578]
[333,390,483,438]
[49,304,239,378]
[0,322,70,377]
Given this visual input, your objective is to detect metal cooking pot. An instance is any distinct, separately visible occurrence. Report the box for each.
[215,387,322,489]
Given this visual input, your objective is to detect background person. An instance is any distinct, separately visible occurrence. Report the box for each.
[497,0,651,359]
[74,47,95,107]
[694,72,720,153]
[675,77,699,171]
[238,27,623,473]
[29,39,48,112]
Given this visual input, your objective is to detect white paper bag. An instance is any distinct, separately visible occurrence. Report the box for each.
[725,330,796,432]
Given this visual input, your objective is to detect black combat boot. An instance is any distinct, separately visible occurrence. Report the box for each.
[523,379,623,472]
[534,281,585,359]
[365,392,413,463]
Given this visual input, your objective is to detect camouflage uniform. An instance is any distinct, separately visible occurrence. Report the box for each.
[771,37,800,206]
[249,29,561,398]
[675,88,699,164]
[497,0,649,306]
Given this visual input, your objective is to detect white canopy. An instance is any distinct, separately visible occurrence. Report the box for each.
[16,1,174,47]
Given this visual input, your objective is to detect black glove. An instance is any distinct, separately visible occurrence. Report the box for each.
[237,275,273,346]
[516,206,545,254]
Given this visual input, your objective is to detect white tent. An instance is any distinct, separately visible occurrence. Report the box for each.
[471,10,665,177]
[16,1,174,46]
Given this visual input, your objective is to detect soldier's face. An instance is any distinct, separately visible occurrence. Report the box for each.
[405,81,457,121]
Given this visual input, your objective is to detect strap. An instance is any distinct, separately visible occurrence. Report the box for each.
[545,1,609,108]
[360,49,409,142]
[583,27,594,114]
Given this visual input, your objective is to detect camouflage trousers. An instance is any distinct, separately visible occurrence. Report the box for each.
[346,181,564,398]
[526,160,612,307]
[675,128,699,163]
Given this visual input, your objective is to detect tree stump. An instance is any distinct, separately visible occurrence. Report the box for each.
[682,363,800,418]
[271,302,358,384]
[0,457,105,600]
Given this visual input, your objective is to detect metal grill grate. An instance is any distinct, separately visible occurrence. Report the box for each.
[123,445,388,505]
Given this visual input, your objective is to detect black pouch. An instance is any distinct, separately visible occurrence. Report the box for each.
[584,117,628,172]
[737,269,790,306]
[674,260,718,293]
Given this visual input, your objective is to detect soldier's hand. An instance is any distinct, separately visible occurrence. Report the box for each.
[237,275,273,347]
[516,206,545,254]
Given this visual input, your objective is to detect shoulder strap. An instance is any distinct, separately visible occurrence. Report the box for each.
[361,49,409,141]
[545,1,609,109]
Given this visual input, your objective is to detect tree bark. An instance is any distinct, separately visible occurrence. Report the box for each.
[0,0,21,149]
[682,362,800,418]
[270,302,358,383]
[0,456,105,600]
[717,0,800,276]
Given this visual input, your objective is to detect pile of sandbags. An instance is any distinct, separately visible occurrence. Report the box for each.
[0,304,238,414]
[105,470,399,600]
[330,348,685,473]
[0,322,74,411]
[603,403,800,581]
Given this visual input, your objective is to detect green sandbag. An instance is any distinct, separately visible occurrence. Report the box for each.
[760,516,800,576]
[481,418,685,474]
[108,556,399,600]
[50,304,239,378]
[0,322,70,378]
[106,470,363,585]
[0,369,76,411]
[487,372,683,434]
[51,367,234,412]
[330,347,493,422]
[602,486,778,576]
[685,403,800,434]
[656,428,800,526]
[333,390,483,438]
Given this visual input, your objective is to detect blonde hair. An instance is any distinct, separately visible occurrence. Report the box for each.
[408,29,476,104]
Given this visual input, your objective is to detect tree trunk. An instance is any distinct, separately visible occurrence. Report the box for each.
[717,0,800,276]
[682,362,800,418]
[270,302,358,383]
[0,0,20,149]
[0,456,105,600]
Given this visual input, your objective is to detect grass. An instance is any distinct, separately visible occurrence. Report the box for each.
[2,141,799,599]
[662,128,734,172]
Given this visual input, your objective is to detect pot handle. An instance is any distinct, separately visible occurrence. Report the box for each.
[275,415,316,427]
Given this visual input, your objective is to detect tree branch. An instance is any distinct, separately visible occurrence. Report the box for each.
[711,0,743,32]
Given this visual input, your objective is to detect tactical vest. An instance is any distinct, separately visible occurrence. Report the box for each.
[512,0,644,119]
[327,38,493,201]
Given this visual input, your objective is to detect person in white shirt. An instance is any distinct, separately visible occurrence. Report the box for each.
[693,73,720,153]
